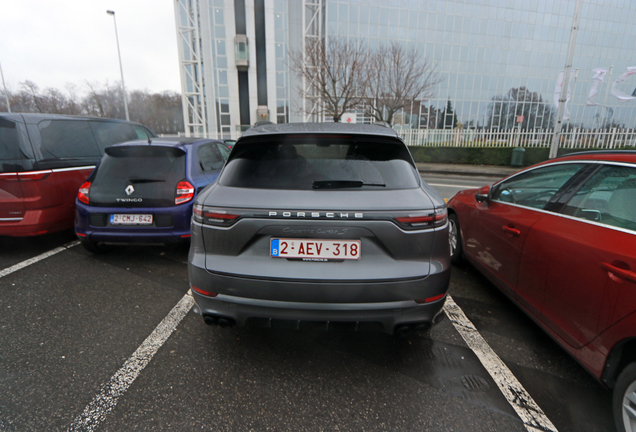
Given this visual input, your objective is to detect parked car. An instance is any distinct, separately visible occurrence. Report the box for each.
[74,137,230,252]
[188,122,450,335]
[446,150,636,432]
[0,113,155,237]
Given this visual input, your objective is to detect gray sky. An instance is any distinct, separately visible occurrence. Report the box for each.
[1,0,181,95]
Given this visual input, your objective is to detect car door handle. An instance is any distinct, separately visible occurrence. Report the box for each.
[502,225,521,236]
[600,262,636,284]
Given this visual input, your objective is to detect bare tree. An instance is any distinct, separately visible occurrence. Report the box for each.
[289,37,368,122]
[361,42,441,125]
[21,80,45,113]
[486,86,555,130]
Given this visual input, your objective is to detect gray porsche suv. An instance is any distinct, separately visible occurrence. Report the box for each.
[188,123,450,335]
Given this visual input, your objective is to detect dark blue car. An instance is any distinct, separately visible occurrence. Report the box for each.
[75,137,230,253]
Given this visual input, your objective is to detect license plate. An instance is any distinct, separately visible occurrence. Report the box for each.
[110,214,153,225]
[270,238,361,260]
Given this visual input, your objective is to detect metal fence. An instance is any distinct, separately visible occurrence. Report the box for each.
[397,128,636,149]
[178,126,636,150]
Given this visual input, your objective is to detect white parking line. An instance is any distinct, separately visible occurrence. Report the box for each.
[444,295,558,432]
[0,240,80,279]
[68,291,194,432]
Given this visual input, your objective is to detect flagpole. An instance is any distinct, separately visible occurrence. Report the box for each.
[601,66,613,128]
[549,0,582,159]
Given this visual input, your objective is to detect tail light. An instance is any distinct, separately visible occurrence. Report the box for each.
[175,180,195,205]
[192,286,218,297]
[395,208,447,229]
[78,181,91,204]
[415,293,446,304]
[193,204,240,226]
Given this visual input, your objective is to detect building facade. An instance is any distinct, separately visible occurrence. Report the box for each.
[174,0,636,139]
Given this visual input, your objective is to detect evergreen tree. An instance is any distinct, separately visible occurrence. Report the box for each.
[437,99,458,129]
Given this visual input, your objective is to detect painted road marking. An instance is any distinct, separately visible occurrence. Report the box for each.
[444,295,558,432]
[0,240,80,278]
[68,291,194,432]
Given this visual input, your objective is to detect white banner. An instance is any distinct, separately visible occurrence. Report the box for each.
[553,70,576,120]
[585,68,609,106]
[341,113,357,123]
[611,67,636,102]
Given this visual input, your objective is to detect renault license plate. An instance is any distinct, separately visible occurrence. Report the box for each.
[110,214,153,225]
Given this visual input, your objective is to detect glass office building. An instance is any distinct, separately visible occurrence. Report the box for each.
[174,0,636,138]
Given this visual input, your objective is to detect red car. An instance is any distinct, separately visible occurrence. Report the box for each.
[0,113,154,237]
[447,150,636,432]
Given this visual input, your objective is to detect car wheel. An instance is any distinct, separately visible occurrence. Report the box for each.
[448,213,464,264]
[81,239,110,254]
[614,362,636,432]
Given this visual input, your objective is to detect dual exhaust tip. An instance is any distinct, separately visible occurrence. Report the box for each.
[203,314,234,328]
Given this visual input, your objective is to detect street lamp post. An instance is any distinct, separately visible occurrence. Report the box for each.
[0,62,10,113]
[106,10,130,121]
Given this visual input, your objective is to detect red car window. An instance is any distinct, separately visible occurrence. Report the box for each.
[561,164,636,232]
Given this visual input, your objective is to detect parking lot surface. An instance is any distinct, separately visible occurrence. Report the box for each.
[0,174,616,431]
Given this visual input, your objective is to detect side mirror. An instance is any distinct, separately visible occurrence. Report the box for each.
[475,185,491,203]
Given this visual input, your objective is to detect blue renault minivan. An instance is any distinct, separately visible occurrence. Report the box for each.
[74,137,229,253]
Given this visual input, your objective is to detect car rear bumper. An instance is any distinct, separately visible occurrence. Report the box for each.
[74,201,192,244]
[189,264,450,334]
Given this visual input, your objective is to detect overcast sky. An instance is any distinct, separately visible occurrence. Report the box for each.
[1,1,181,95]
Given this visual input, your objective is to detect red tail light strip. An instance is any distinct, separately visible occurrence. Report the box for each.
[191,286,218,297]
[415,293,446,304]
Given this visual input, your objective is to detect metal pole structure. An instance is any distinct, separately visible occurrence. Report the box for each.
[106,10,130,121]
[600,65,613,128]
[0,62,10,113]
[549,0,582,159]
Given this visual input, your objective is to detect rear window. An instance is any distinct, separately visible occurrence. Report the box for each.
[38,120,101,158]
[89,121,139,152]
[219,135,420,190]
[89,146,186,207]
[0,118,23,160]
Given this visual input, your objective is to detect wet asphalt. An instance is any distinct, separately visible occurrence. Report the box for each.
[0,232,614,432]
[0,171,615,431]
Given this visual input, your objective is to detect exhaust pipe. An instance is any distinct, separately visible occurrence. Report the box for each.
[203,315,218,326]
[395,324,413,337]
[414,323,431,333]
[217,318,234,328]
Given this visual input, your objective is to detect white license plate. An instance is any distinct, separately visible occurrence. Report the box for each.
[110,214,153,225]
[270,238,361,260]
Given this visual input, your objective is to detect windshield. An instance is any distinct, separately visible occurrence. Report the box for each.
[219,135,420,190]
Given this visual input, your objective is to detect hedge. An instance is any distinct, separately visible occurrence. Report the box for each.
[406,146,634,167]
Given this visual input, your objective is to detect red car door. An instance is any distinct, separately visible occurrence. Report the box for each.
[518,163,636,348]
[467,163,586,296]
[467,200,544,297]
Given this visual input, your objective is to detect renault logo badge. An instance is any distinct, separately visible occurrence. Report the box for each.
[125,185,135,196]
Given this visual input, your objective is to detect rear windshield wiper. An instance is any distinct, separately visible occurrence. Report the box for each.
[128,178,166,184]
[312,180,386,189]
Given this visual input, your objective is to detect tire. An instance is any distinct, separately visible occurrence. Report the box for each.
[81,239,110,254]
[448,213,464,265]
[614,362,636,432]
